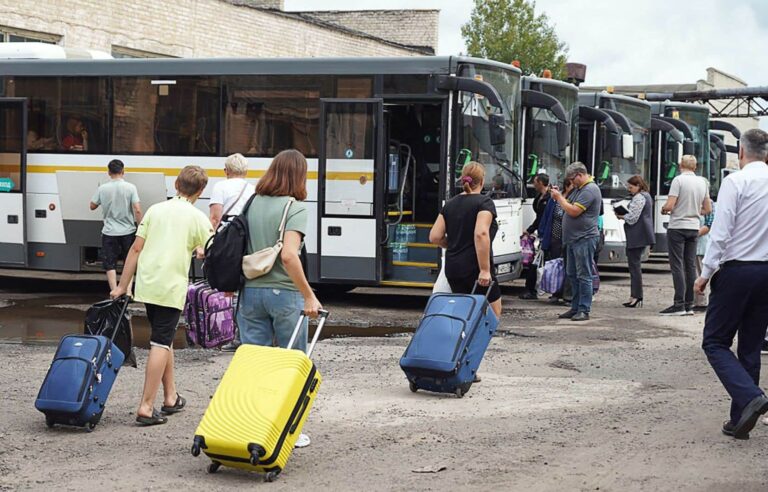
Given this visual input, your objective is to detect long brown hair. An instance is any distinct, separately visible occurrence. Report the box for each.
[256,149,308,201]
[460,161,485,193]
[627,175,649,193]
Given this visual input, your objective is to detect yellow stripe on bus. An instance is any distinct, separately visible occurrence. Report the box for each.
[1,164,372,181]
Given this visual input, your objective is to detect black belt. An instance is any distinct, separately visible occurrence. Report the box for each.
[722,260,768,268]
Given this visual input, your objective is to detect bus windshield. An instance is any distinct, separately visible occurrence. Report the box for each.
[668,107,709,178]
[456,63,521,198]
[526,84,577,189]
[598,99,651,199]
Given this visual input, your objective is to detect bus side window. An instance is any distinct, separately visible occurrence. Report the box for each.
[60,77,109,153]
[113,77,220,156]
[6,77,59,152]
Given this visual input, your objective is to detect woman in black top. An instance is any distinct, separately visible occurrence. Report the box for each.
[429,162,501,317]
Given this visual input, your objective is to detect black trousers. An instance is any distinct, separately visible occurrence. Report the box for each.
[626,246,646,299]
[702,263,768,423]
[668,229,698,310]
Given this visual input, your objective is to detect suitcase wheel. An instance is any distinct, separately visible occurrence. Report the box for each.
[86,422,97,432]
[191,444,201,457]
[455,387,464,398]
[207,462,221,474]
[264,470,280,483]
[45,416,55,428]
[409,382,418,393]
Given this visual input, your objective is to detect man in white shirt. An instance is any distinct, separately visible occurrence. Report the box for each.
[209,153,254,352]
[660,155,711,316]
[695,128,768,440]
[209,153,255,230]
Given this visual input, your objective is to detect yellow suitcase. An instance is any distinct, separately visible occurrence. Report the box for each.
[191,310,328,481]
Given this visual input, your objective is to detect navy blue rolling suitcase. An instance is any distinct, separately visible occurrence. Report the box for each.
[400,283,498,398]
[35,297,129,431]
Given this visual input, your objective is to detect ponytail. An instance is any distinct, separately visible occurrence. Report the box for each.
[460,161,485,193]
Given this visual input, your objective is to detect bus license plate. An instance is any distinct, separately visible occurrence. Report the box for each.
[497,263,511,275]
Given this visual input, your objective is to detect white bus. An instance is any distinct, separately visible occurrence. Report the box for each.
[578,92,652,264]
[0,56,524,290]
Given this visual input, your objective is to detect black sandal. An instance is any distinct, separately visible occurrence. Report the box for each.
[161,393,186,414]
[136,409,168,426]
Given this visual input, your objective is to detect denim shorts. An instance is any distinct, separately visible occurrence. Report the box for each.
[236,287,307,353]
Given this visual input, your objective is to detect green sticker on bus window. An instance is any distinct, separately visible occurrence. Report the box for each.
[0,178,14,192]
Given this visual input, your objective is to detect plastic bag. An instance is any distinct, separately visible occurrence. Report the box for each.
[84,299,137,368]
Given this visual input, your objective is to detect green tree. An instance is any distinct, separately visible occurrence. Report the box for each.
[462,0,569,79]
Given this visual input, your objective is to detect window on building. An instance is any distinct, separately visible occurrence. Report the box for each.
[7,77,109,153]
[224,75,333,158]
[0,26,60,44]
[112,77,220,155]
[111,46,173,59]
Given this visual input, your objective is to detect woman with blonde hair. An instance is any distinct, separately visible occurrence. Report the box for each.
[237,149,322,448]
[429,162,501,317]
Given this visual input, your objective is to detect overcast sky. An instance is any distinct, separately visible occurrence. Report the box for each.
[286,0,768,88]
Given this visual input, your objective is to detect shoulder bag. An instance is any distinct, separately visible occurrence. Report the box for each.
[242,197,295,279]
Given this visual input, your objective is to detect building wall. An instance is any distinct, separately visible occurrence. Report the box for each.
[298,10,439,54]
[0,0,423,58]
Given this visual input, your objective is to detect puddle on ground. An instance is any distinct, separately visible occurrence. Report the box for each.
[0,295,413,349]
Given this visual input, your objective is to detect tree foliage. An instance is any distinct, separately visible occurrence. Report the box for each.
[462,0,569,79]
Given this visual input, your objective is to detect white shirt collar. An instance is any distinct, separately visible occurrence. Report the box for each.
[743,161,767,171]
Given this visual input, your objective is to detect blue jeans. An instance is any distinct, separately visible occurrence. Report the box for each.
[702,264,768,423]
[236,287,307,353]
[566,236,599,314]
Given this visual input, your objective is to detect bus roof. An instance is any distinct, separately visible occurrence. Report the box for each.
[522,75,577,93]
[0,55,521,77]
[579,91,652,109]
[649,101,709,114]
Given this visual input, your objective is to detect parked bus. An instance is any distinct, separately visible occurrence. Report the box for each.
[520,75,578,228]
[0,55,525,289]
[577,92,652,264]
[708,120,741,199]
[648,102,709,252]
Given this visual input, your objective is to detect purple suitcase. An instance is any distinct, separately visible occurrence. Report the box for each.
[184,281,235,348]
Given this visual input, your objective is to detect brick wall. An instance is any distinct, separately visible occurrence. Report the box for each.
[0,0,425,57]
[298,10,440,54]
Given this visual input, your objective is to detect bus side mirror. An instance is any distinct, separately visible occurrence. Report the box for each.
[683,140,695,156]
[489,114,506,146]
[622,134,634,159]
[676,142,684,164]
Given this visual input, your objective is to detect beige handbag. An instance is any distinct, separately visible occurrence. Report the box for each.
[242,197,295,279]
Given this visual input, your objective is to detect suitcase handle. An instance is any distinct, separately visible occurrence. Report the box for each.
[470,280,496,301]
[287,309,330,358]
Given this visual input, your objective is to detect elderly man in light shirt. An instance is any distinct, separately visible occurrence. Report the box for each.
[695,128,768,440]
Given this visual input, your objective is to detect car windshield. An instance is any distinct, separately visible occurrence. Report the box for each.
[597,99,651,199]
[456,63,521,198]
[525,83,577,191]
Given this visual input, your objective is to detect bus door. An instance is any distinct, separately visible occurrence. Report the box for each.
[0,98,27,266]
[318,99,383,283]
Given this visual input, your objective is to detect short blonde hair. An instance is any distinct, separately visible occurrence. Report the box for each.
[681,154,697,171]
[176,165,208,196]
[224,153,249,176]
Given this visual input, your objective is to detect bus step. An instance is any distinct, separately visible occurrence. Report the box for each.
[380,280,434,288]
[392,261,438,268]
[386,263,438,284]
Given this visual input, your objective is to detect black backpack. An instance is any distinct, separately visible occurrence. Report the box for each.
[203,194,256,292]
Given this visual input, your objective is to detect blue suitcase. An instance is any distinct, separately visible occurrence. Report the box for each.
[35,297,129,431]
[400,283,498,398]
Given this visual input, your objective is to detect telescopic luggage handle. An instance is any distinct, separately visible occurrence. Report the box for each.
[287,309,330,358]
[471,280,496,301]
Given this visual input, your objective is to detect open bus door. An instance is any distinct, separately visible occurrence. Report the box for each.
[317,98,383,284]
[0,98,27,266]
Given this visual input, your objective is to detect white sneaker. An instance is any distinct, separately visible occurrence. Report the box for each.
[685,310,694,316]
[763,416,768,426]
[294,433,311,448]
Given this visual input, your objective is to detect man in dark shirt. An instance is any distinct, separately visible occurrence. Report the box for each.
[520,174,550,299]
[550,162,602,321]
